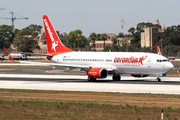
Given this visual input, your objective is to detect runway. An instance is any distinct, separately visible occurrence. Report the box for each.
[0,74,180,94]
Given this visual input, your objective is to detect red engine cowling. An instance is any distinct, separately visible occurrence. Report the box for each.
[88,68,108,78]
[131,74,149,77]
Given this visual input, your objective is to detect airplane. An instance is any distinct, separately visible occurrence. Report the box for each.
[5,15,174,82]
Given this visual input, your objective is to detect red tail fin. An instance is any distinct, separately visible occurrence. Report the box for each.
[43,15,74,55]
[4,47,15,62]
[157,46,161,55]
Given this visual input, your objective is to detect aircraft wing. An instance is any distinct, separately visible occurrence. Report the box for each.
[21,52,52,56]
[20,61,114,71]
[20,61,89,68]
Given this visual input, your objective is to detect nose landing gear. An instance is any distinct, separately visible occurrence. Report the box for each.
[156,77,161,82]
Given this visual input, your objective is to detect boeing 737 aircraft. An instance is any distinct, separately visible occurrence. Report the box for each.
[5,15,174,82]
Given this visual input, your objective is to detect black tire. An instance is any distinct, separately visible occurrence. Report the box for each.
[112,74,116,81]
[88,76,91,82]
[92,78,96,82]
[88,76,96,82]
[117,74,121,81]
[112,74,121,81]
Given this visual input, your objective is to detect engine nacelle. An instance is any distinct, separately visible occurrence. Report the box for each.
[88,68,108,78]
[131,74,149,77]
[21,54,27,60]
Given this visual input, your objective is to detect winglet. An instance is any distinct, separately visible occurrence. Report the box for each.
[157,46,161,55]
[4,47,15,62]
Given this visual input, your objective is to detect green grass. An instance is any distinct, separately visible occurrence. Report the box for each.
[126,104,132,107]
[1,88,180,99]
[22,104,28,107]
[12,100,15,107]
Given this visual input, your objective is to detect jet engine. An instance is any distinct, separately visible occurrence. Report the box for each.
[88,68,108,78]
[131,74,149,77]
[21,54,27,60]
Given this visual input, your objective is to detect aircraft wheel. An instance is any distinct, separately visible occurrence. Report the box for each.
[88,76,96,82]
[117,75,121,81]
[112,74,121,81]
[156,77,161,82]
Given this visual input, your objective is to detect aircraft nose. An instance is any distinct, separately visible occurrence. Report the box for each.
[165,62,174,72]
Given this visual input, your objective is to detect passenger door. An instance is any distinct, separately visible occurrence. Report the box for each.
[147,59,151,68]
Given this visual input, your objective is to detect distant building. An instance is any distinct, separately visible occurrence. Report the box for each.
[156,18,160,25]
[162,24,166,32]
[91,33,133,51]
[93,33,115,51]
[155,18,166,32]
[141,27,158,48]
[33,31,68,54]
[118,37,133,46]
[33,32,47,53]
[141,18,166,48]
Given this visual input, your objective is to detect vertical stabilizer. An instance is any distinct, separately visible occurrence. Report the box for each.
[43,15,74,54]
[157,46,161,55]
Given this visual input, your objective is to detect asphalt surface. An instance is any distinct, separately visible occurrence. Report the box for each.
[0,74,180,94]
[0,77,180,85]
[0,68,179,85]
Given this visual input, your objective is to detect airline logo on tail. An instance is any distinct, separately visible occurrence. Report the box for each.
[52,41,58,51]
[44,19,58,52]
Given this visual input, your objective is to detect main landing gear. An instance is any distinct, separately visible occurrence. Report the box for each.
[112,74,121,81]
[88,76,96,82]
[87,74,121,82]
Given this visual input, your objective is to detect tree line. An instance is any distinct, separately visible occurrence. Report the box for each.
[0,24,42,52]
[104,22,180,57]
[0,22,180,56]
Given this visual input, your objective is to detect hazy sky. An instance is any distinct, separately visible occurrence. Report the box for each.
[0,0,180,36]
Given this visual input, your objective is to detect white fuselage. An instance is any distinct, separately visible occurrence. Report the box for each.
[51,52,174,75]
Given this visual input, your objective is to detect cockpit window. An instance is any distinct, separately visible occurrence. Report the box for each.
[157,59,169,62]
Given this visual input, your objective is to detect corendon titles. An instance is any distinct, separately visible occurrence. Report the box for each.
[114,55,147,65]
[44,19,54,43]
